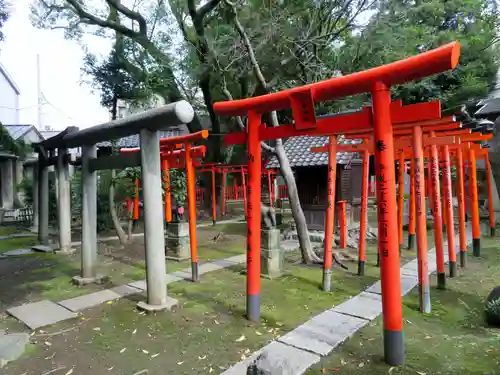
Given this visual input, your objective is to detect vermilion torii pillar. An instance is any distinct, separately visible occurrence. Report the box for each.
[215,42,460,366]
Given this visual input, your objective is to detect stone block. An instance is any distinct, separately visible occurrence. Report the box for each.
[128,280,147,291]
[165,222,190,261]
[365,274,418,297]
[111,285,142,297]
[0,332,30,368]
[278,310,368,356]
[137,296,179,312]
[221,341,320,375]
[3,249,34,256]
[332,292,382,321]
[7,300,77,329]
[58,289,121,312]
[261,248,284,279]
[261,229,281,251]
[31,245,54,253]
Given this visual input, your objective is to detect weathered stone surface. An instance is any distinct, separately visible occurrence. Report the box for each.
[261,229,280,251]
[0,332,30,368]
[222,341,320,375]
[332,292,382,321]
[128,280,147,291]
[2,249,34,256]
[110,285,142,297]
[7,300,77,329]
[365,274,418,297]
[165,222,190,260]
[0,233,35,240]
[58,289,123,312]
[281,240,300,252]
[261,249,284,279]
[278,310,368,356]
[31,245,54,253]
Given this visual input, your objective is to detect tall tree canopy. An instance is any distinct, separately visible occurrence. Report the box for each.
[0,0,9,42]
[342,0,499,109]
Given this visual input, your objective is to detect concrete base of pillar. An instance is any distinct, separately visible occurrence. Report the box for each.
[72,274,109,286]
[261,229,284,279]
[137,297,179,312]
[29,226,38,233]
[165,222,190,261]
[54,247,76,255]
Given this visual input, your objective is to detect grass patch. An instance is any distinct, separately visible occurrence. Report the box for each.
[307,236,500,374]
[0,236,38,254]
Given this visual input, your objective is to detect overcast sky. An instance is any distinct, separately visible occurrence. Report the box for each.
[0,0,111,130]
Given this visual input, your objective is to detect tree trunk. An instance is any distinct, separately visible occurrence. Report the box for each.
[109,169,129,245]
[274,140,321,264]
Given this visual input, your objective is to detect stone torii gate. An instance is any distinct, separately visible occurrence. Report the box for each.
[32,101,195,312]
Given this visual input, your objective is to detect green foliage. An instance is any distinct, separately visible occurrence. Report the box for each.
[17,177,33,206]
[0,0,9,42]
[0,126,31,158]
[342,0,498,109]
[170,168,187,207]
[485,286,500,327]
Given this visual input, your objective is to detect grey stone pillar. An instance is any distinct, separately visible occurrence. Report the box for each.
[31,166,39,232]
[38,154,49,245]
[73,145,105,285]
[56,148,73,253]
[261,228,284,279]
[137,128,178,312]
[165,222,190,261]
[14,160,23,206]
[0,160,14,209]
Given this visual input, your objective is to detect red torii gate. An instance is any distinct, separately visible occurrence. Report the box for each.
[215,42,460,365]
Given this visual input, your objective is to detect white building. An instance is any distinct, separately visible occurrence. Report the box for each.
[0,62,20,125]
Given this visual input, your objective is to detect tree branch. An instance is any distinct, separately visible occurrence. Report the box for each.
[65,0,139,38]
[105,0,148,36]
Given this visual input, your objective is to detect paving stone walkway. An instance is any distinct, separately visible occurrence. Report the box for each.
[221,228,473,375]
[0,233,36,240]
[6,253,246,330]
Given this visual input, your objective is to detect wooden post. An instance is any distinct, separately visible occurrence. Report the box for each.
[469,147,481,256]
[372,82,404,366]
[221,169,227,217]
[185,143,199,282]
[429,133,446,289]
[412,125,431,313]
[485,154,495,237]
[397,153,405,248]
[323,135,337,292]
[455,145,467,267]
[408,157,416,250]
[246,110,262,322]
[442,145,457,276]
[162,158,172,225]
[211,166,217,225]
[338,200,347,249]
[358,148,369,276]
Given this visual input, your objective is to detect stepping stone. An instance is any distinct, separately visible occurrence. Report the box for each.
[221,341,320,375]
[31,245,54,253]
[332,292,382,321]
[58,289,123,312]
[198,262,224,274]
[0,233,35,240]
[365,274,418,297]
[2,249,34,256]
[128,280,146,291]
[7,300,77,330]
[111,285,142,297]
[0,332,30,368]
[278,310,368,356]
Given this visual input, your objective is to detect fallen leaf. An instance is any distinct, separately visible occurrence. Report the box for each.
[209,368,214,373]
[142,349,149,354]
[331,368,340,373]
[214,320,220,325]
[93,327,101,331]
[108,367,114,371]
[321,368,326,373]
[177,361,184,365]
[235,335,246,342]
[198,355,207,360]
[120,348,127,353]
[132,329,137,334]
[207,328,212,333]
[44,341,52,347]
[424,335,431,339]
[358,362,365,368]
[267,329,273,333]
[341,359,347,365]
[244,349,250,354]
[39,330,46,334]
[255,331,262,336]
[276,322,283,326]
[416,372,426,375]
[240,354,247,360]
[388,367,395,374]
[107,301,113,305]
[65,369,74,375]
[151,353,159,358]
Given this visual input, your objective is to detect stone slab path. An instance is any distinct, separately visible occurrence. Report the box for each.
[6,254,246,329]
[221,229,473,375]
[0,233,36,240]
